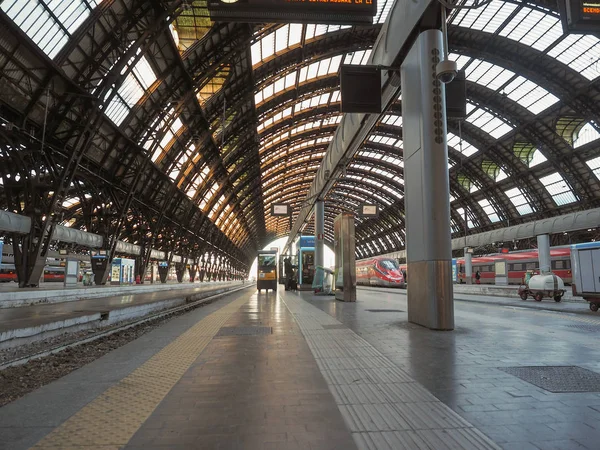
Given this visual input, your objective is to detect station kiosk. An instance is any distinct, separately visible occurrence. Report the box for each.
[110,258,135,285]
[295,236,315,290]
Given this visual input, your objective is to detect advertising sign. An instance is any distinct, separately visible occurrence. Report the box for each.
[111,264,122,284]
[452,260,457,283]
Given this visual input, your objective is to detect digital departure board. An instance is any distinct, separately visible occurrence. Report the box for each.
[559,0,600,32]
[208,0,376,25]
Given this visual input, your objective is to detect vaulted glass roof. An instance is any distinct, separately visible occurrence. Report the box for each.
[2,0,600,264]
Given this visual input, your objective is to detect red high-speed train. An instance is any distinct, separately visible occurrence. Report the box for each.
[356,256,406,288]
[0,264,66,282]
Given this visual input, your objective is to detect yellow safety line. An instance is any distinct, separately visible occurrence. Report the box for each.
[29,295,249,450]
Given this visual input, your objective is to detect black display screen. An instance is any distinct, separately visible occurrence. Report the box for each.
[582,1,600,19]
[560,0,600,32]
[208,0,376,25]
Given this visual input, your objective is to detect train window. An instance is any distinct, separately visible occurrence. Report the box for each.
[566,260,571,269]
[526,263,536,270]
[508,264,514,271]
[554,260,563,269]
[513,263,522,271]
[380,259,399,269]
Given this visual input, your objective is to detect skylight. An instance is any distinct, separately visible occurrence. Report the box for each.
[2,0,101,58]
[502,76,559,114]
[505,187,535,215]
[539,172,577,205]
[528,149,547,167]
[574,122,600,148]
[251,24,303,66]
[478,198,500,223]
[548,34,600,80]
[586,156,600,179]
[447,133,479,157]
[466,104,514,139]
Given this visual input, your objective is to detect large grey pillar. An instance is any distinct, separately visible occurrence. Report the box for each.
[315,200,325,276]
[401,29,454,330]
[464,247,473,285]
[537,234,551,274]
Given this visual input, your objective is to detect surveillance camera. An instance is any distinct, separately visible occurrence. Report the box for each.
[435,60,458,84]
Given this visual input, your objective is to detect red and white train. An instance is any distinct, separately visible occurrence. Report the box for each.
[392,247,573,286]
[454,248,572,285]
[0,264,66,283]
[356,256,406,288]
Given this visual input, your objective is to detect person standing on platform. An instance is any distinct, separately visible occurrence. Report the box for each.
[475,270,481,284]
[284,257,293,290]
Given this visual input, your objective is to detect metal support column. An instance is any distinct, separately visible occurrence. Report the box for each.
[401,29,454,330]
[537,234,551,274]
[464,247,473,285]
[314,200,325,286]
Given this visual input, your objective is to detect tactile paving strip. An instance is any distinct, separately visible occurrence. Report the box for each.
[215,326,272,336]
[29,295,249,450]
[281,294,502,450]
[499,365,600,393]
[365,309,405,313]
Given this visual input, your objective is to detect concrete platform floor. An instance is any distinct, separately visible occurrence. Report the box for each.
[1,286,600,450]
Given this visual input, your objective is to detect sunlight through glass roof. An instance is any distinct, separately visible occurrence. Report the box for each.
[2,0,101,58]
[539,172,578,205]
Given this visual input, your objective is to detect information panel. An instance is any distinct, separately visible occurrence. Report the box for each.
[208,0,376,25]
[560,0,600,32]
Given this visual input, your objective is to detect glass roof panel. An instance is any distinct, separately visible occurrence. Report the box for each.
[502,76,559,114]
[451,0,517,33]
[466,104,514,139]
[478,198,500,223]
[547,34,600,80]
[451,3,600,81]
[499,7,562,52]
[344,50,372,65]
[447,132,479,157]
[2,0,99,58]
[586,156,600,179]
[465,59,515,91]
[505,186,535,215]
[539,172,577,205]
[456,207,474,229]
[375,0,395,24]
[574,122,600,148]
[382,115,402,127]
[529,149,547,167]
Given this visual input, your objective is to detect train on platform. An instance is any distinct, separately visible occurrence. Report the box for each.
[257,250,277,292]
[0,264,67,283]
[357,246,576,288]
[452,247,572,285]
[394,247,572,286]
[356,256,406,288]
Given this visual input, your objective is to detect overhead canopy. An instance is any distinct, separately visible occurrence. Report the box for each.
[0,0,599,265]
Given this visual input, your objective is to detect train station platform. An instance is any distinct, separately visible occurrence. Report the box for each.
[2,286,600,450]
[0,280,235,308]
[0,281,246,347]
[358,286,591,316]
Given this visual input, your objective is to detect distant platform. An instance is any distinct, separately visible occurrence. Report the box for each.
[0,281,249,346]
[0,280,238,308]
